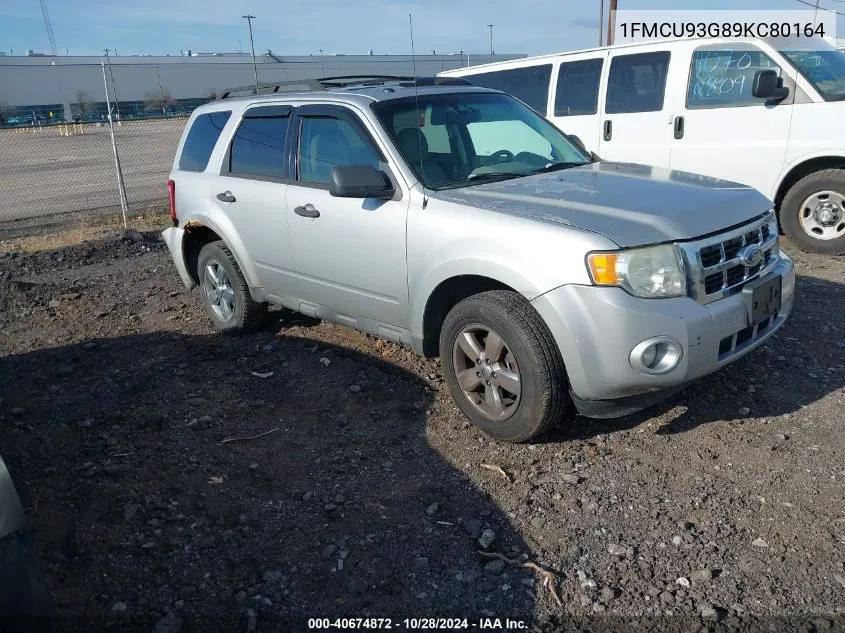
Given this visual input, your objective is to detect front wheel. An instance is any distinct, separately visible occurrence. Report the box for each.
[196,241,266,332]
[780,169,845,255]
[439,290,569,443]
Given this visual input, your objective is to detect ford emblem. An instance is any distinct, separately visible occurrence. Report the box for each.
[738,244,764,268]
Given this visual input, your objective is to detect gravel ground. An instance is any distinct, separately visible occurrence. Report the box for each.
[0,230,843,633]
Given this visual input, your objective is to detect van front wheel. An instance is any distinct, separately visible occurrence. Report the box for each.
[780,169,845,255]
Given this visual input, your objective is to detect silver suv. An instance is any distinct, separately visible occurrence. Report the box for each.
[162,76,796,443]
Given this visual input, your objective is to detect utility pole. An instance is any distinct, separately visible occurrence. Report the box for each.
[813,0,820,26]
[488,24,494,63]
[607,0,617,46]
[155,66,166,116]
[242,15,259,89]
[102,48,121,120]
[318,48,324,75]
[599,0,604,46]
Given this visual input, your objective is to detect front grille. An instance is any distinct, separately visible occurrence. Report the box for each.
[678,211,780,305]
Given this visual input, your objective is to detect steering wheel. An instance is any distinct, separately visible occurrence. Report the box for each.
[483,149,515,166]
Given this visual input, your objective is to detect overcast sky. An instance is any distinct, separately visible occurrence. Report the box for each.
[1,0,843,57]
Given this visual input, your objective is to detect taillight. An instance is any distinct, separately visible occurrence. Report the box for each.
[167,179,177,224]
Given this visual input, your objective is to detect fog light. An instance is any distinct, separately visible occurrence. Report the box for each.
[629,337,683,375]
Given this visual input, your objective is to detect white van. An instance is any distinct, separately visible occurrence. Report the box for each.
[440,36,845,254]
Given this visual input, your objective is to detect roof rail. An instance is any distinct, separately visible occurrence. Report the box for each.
[219,79,325,99]
[217,75,474,99]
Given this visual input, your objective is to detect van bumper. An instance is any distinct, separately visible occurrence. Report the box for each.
[531,254,795,418]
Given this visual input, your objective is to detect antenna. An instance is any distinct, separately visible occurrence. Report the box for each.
[409,13,427,201]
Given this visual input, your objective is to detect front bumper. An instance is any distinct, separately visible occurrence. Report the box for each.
[531,254,795,417]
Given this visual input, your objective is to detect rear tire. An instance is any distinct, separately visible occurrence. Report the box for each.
[439,290,569,443]
[196,241,266,332]
[780,169,845,255]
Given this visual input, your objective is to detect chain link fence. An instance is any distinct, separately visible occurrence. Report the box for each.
[0,62,258,230]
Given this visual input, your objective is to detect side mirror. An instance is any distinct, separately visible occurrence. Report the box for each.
[329,165,395,199]
[566,134,587,153]
[752,69,789,101]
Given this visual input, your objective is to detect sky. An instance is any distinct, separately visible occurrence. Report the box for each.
[0,0,843,58]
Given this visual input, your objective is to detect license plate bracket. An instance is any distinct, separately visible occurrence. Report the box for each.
[742,274,782,325]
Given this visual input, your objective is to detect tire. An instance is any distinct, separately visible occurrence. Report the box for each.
[439,290,569,443]
[196,241,266,332]
[780,169,845,255]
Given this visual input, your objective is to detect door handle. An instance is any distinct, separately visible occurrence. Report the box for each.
[674,115,685,140]
[216,191,236,203]
[294,203,320,219]
[603,120,612,142]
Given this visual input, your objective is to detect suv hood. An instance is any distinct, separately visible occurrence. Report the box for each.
[432,161,773,247]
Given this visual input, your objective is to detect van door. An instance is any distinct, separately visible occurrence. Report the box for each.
[548,53,608,155]
[599,49,673,168]
[668,43,794,198]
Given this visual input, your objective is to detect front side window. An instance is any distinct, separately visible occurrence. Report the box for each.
[179,111,231,172]
[466,64,553,114]
[373,92,590,190]
[554,58,604,116]
[605,52,670,114]
[782,49,845,101]
[229,115,289,179]
[298,116,382,185]
[687,47,783,108]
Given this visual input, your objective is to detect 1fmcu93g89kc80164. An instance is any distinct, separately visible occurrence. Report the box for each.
[161,75,795,443]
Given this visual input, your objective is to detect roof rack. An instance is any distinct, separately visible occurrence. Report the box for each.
[217,75,473,99]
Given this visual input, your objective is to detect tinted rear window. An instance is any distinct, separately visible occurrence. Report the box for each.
[605,52,670,114]
[229,116,289,179]
[554,58,603,116]
[466,64,553,114]
[178,111,231,172]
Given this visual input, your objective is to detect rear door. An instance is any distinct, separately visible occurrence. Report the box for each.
[599,49,674,167]
[207,104,298,297]
[548,53,608,154]
[668,42,794,196]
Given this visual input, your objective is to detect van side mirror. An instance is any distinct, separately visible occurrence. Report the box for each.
[752,69,789,101]
[329,165,395,199]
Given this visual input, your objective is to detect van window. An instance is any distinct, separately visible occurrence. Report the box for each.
[605,52,670,114]
[229,116,289,179]
[467,64,553,114]
[178,111,231,172]
[688,48,783,108]
[554,58,603,116]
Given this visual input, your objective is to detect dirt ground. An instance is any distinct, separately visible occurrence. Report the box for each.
[0,229,843,633]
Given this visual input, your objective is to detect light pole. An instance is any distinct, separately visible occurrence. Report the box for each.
[102,48,121,120]
[488,24,494,63]
[599,0,604,46]
[242,15,259,89]
[318,48,324,75]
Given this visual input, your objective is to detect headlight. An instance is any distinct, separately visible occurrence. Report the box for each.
[586,245,687,298]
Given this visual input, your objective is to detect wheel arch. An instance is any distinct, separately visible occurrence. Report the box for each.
[179,215,264,301]
[773,155,845,219]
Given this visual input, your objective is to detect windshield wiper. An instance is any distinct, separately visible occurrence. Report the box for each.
[529,161,587,175]
[434,172,525,189]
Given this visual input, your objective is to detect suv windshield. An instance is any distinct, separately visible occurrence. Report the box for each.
[372,91,590,190]
[782,50,845,101]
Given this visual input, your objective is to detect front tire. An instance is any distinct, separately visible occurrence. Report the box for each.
[196,241,266,332]
[780,169,845,255]
[439,290,569,443]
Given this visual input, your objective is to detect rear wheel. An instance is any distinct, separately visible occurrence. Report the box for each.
[196,241,266,332]
[439,290,569,443]
[780,169,845,255]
